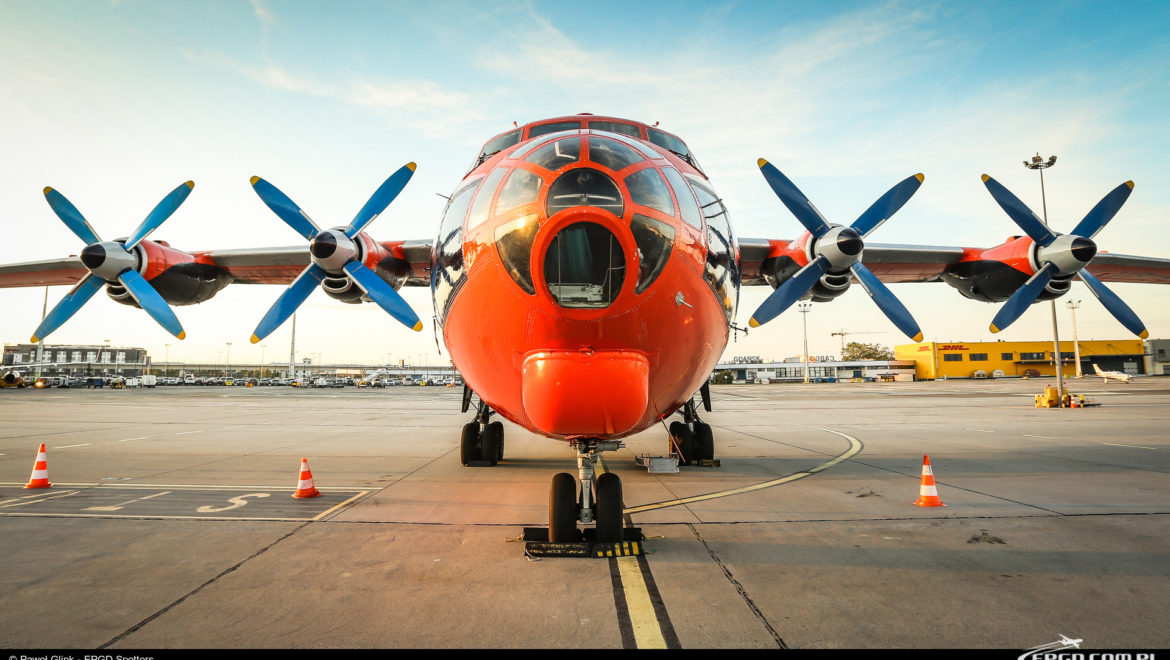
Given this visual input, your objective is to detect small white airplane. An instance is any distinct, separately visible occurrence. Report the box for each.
[1058,634,1084,649]
[1093,363,1134,383]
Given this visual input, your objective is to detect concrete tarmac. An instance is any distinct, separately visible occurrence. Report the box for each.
[1,379,1167,649]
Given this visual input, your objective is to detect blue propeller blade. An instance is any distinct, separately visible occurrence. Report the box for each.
[852,174,925,238]
[748,256,828,327]
[251,263,327,343]
[757,159,832,239]
[342,261,422,331]
[251,177,321,241]
[1078,270,1149,339]
[125,181,195,250]
[851,263,923,341]
[31,273,105,343]
[344,163,417,239]
[43,187,102,245]
[1070,181,1134,241]
[989,262,1056,333]
[119,269,186,339]
[981,175,1058,247]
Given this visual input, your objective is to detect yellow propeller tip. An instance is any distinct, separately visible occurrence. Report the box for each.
[757,158,769,168]
[915,173,925,183]
[184,181,195,189]
[406,162,417,172]
[1139,329,1149,339]
[981,174,991,182]
[989,324,1001,333]
[42,186,54,195]
[412,321,423,332]
[250,334,261,344]
[249,176,261,186]
[177,331,186,340]
[913,332,924,342]
[1125,180,1135,189]
[748,318,760,328]
[30,335,40,344]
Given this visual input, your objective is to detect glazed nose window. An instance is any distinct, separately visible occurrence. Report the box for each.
[546,167,624,218]
[544,222,626,308]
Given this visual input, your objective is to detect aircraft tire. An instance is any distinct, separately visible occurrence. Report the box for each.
[489,421,504,462]
[669,421,695,466]
[694,422,714,461]
[460,422,480,466]
[481,422,501,466]
[594,472,623,543]
[549,472,578,542]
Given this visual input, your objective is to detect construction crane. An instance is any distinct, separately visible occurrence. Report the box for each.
[830,329,885,358]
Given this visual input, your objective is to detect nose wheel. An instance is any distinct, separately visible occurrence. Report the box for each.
[670,398,715,465]
[548,439,625,543]
[460,399,505,467]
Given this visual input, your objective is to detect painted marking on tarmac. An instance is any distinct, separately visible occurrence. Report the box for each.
[1103,442,1158,450]
[0,490,80,507]
[965,428,995,433]
[85,490,171,512]
[616,556,666,648]
[624,424,863,515]
[54,443,92,449]
[174,430,203,435]
[1024,434,1058,440]
[120,437,148,442]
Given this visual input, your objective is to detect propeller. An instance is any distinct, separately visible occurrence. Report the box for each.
[32,182,194,343]
[748,159,925,342]
[248,163,421,344]
[981,175,1146,338]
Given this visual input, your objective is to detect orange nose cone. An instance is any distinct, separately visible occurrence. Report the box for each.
[522,350,649,436]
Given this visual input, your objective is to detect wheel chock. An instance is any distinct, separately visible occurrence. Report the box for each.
[521,526,645,558]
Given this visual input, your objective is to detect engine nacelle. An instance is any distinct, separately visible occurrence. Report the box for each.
[320,233,412,304]
[808,272,852,302]
[105,239,233,308]
[322,276,364,304]
[758,254,851,303]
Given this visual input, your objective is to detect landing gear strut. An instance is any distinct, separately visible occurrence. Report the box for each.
[460,399,504,466]
[669,398,715,466]
[548,438,624,543]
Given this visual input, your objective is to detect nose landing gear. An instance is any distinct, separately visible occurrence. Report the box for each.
[461,398,504,467]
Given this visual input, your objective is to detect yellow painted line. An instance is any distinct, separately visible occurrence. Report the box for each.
[617,556,666,649]
[54,443,92,449]
[84,490,172,512]
[311,491,372,520]
[624,425,863,515]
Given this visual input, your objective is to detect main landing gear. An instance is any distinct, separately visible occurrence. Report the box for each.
[548,438,625,543]
[460,398,504,467]
[669,398,715,466]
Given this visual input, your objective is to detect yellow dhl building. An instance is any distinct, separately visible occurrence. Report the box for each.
[895,339,1146,380]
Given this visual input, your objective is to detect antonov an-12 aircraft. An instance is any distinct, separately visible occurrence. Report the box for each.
[2,114,1169,540]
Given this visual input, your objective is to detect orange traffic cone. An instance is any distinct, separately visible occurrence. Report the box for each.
[24,443,52,489]
[292,457,320,498]
[913,455,946,507]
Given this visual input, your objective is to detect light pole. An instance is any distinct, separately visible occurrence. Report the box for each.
[164,343,170,376]
[260,344,267,380]
[799,302,812,384]
[1025,153,1066,402]
[1067,299,1083,378]
[225,342,232,376]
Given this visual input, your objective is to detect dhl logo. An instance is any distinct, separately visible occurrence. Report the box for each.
[938,344,968,350]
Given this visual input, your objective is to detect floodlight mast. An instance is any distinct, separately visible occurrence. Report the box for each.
[1025,153,1066,403]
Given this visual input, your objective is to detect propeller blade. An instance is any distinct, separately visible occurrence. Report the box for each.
[852,173,925,238]
[251,176,321,241]
[118,269,186,339]
[125,181,195,250]
[344,162,417,239]
[757,159,832,238]
[989,262,1056,333]
[1078,269,1149,339]
[851,263,923,341]
[1070,181,1134,241]
[43,187,102,245]
[342,261,422,331]
[981,174,1058,247]
[748,256,828,327]
[31,273,105,343]
[251,263,327,343]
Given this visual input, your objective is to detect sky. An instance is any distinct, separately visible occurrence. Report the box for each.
[1,0,1168,368]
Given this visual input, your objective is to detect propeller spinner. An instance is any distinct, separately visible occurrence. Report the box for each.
[748,159,925,342]
[32,182,194,343]
[248,163,421,344]
[981,175,1146,338]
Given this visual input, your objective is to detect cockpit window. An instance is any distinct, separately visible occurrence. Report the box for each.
[589,137,644,172]
[432,179,479,323]
[587,121,641,138]
[624,168,673,216]
[476,129,521,165]
[529,121,581,138]
[689,177,739,322]
[525,137,580,171]
[544,222,626,308]
[662,167,703,229]
[496,168,543,214]
[648,129,690,160]
[465,167,508,234]
[631,214,674,294]
[546,167,624,218]
[495,213,539,295]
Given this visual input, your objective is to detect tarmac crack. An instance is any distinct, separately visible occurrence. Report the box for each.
[688,522,787,648]
[98,520,312,649]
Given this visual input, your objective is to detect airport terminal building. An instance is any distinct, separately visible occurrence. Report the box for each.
[2,343,150,377]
